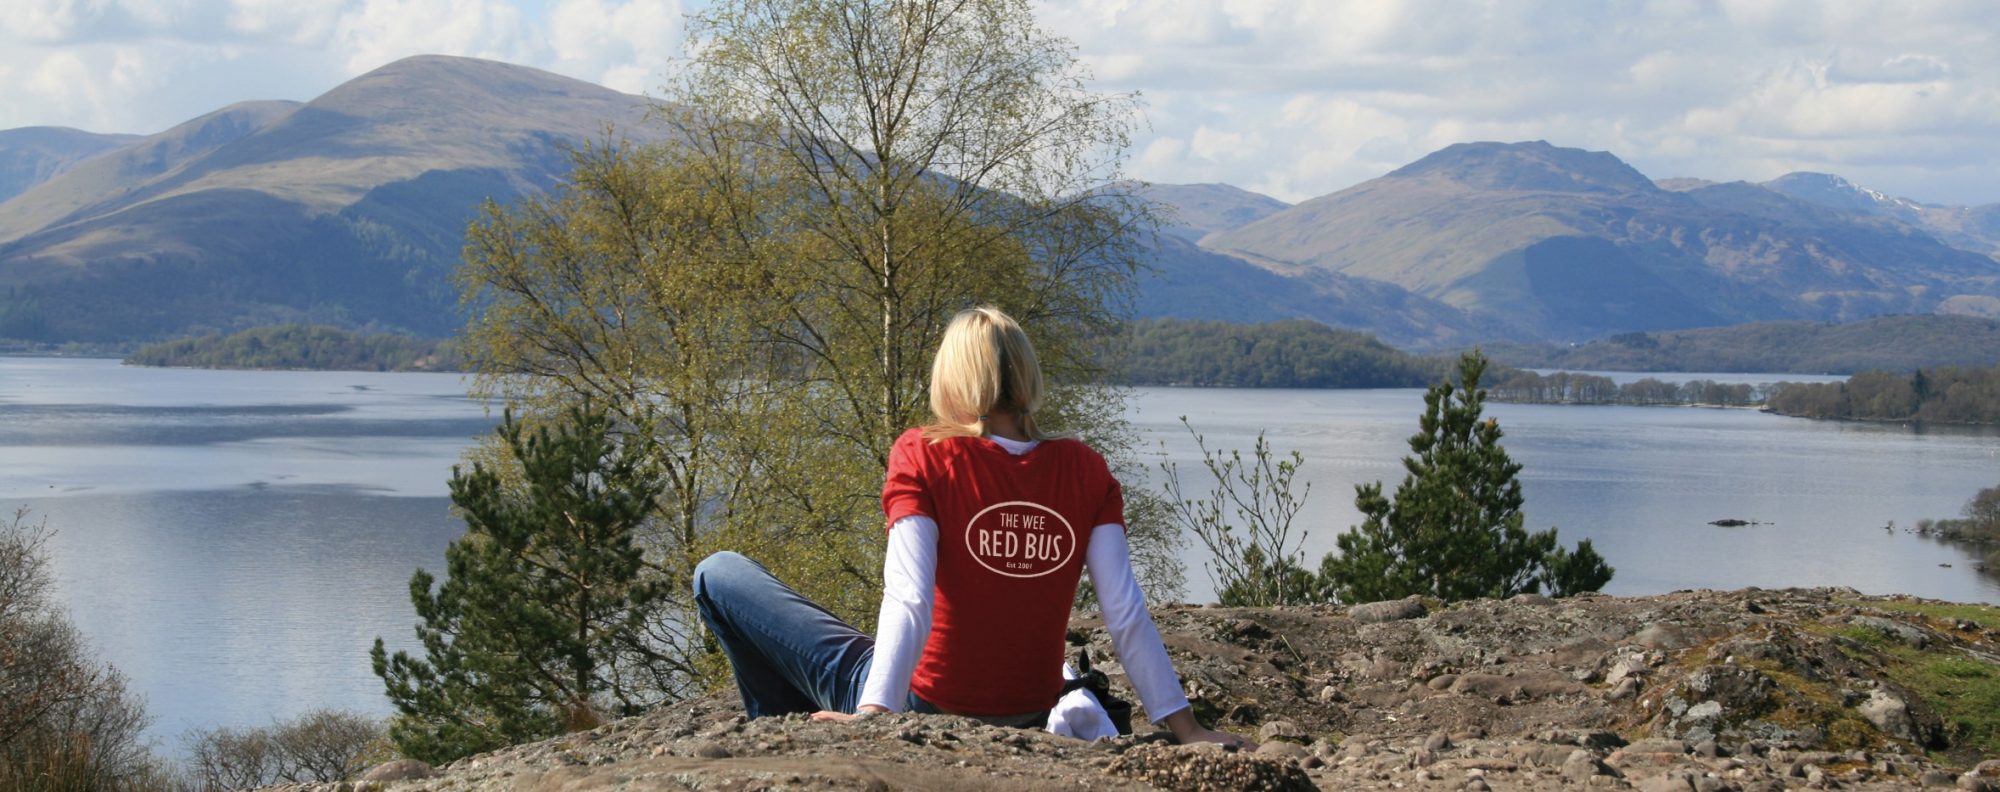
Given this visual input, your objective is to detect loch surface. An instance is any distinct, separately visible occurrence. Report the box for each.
[4,357,1996,748]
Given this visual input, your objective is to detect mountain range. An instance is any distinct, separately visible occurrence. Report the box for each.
[0,127,142,205]
[3,55,1997,351]
[1199,142,2000,343]
[0,56,658,341]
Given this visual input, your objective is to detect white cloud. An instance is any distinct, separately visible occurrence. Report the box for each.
[3,0,2000,206]
[224,0,345,43]
[1136,136,1189,180]
[1036,0,2000,205]
[25,51,107,123]
[1187,126,1244,163]
[1,0,111,42]
[1828,52,1952,84]
[333,0,537,73]
[0,0,686,133]
[547,0,681,94]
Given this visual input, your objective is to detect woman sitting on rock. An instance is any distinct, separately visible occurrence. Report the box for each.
[693,306,1251,747]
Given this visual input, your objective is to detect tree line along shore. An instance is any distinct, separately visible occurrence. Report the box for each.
[122,324,461,372]
[1483,366,2000,425]
[120,319,2000,425]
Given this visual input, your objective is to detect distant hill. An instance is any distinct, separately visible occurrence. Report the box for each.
[1486,314,2000,375]
[1131,230,1501,352]
[1131,182,1289,241]
[9,63,2000,364]
[1202,141,2000,343]
[1118,318,1446,388]
[125,324,461,371]
[0,55,659,342]
[1762,171,2000,257]
[1653,177,1718,192]
[0,101,302,242]
[0,127,142,204]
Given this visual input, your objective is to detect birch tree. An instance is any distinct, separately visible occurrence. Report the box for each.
[452,0,1176,702]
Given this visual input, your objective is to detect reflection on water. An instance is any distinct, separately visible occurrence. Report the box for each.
[2,357,1997,753]
[25,490,463,741]
[1,358,491,747]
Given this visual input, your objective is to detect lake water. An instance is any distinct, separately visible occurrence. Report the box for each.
[3,357,1997,750]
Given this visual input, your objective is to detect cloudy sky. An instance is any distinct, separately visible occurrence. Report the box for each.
[5,0,1998,205]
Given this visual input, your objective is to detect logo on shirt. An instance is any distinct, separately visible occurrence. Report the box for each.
[964,500,1077,578]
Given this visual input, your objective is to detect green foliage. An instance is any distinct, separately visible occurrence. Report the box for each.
[1910,483,2000,551]
[1542,540,1616,601]
[1833,631,2000,762]
[1489,370,1763,407]
[1765,364,2000,424]
[1214,546,1325,608]
[1319,353,1614,603]
[1493,361,2000,424]
[371,404,674,764]
[1838,599,2000,631]
[1160,420,1318,607]
[125,324,461,371]
[1907,654,2000,758]
[455,0,1174,696]
[1,509,165,791]
[1963,485,2000,527]
[183,709,389,789]
[0,295,50,340]
[1118,318,1445,388]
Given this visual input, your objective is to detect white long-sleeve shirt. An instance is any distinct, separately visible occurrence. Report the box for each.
[858,435,1191,726]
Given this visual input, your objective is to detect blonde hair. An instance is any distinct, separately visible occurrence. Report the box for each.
[923,307,1044,441]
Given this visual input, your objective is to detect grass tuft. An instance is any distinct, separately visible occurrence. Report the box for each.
[1843,599,2000,631]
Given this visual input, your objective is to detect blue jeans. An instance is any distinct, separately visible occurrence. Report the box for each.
[693,551,925,717]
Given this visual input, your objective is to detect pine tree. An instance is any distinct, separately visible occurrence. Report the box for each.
[1319,353,1613,603]
[371,404,667,764]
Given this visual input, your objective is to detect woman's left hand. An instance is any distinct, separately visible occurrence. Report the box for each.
[811,704,890,723]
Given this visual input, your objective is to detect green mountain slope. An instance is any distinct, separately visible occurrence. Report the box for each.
[1762,171,2000,257]
[1204,141,2000,342]
[1118,317,1446,387]
[10,71,1998,357]
[1487,314,2000,374]
[0,127,142,205]
[126,324,460,371]
[1132,182,1290,241]
[0,56,660,342]
[0,101,301,243]
[1133,232,1500,352]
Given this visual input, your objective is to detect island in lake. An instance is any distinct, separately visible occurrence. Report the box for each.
[125,325,462,372]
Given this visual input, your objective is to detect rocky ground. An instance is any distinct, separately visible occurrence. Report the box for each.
[289,588,2000,791]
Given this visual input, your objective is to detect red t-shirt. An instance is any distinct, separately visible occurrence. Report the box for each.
[881,427,1125,715]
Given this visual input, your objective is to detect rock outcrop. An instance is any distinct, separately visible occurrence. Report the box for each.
[281,588,2000,791]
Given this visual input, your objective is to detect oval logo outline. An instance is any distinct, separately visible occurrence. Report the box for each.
[962,500,1077,579]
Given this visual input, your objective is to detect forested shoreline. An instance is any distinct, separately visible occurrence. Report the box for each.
[1762,366,2000,424]
[112,320,2000,425]
[1486,370,1768,408]
[1484,364,2000,425]
[125,325,461,372]
[120,318,1451,387]
[1117,318,1447,388]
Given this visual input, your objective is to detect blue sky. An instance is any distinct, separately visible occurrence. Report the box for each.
[5,0,1999,206]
